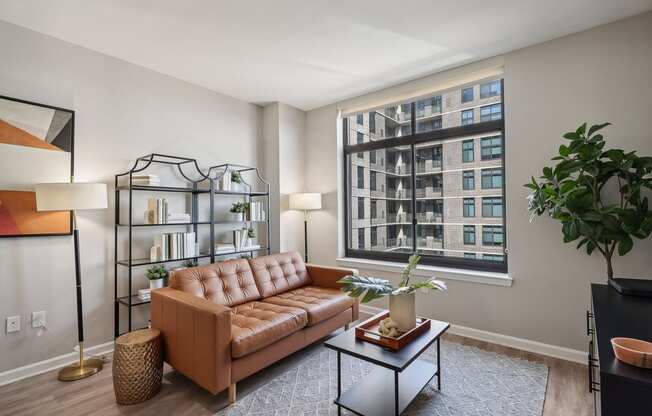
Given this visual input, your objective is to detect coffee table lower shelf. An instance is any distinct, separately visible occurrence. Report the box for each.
[335,359,438,416]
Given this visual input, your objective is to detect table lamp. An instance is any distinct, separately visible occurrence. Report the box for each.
[289,192,322,262]
[35,180,108,381]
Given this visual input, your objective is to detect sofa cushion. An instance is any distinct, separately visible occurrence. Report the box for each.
[261,286,355,326]
[169,258,260,307]
[249,251,311,297]
[230,301,308,358]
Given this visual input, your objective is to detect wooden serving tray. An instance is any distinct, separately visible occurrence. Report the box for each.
[355,311,431,351]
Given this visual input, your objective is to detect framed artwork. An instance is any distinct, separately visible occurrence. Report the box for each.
[0,95,74,237]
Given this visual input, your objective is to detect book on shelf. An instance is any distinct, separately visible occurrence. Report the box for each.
[129,174,161,186]
[249,201,266,221]
[215,243,236,254]
[138,288,151,300]
[145,198,168,224]
[150,232,197,261]
[167,212,191,223]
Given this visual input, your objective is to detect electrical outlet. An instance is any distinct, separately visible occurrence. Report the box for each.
[32,311,46,329]
[6,316,20,333]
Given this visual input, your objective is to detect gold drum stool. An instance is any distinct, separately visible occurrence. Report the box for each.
[113,329,163,405]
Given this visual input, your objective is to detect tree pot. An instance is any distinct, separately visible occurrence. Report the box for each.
[231,212,244,222]
[149,278,164,290]
[389,292,416,332]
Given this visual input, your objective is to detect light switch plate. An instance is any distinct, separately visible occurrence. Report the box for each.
[6,315,20,333]
[32,311,46,329]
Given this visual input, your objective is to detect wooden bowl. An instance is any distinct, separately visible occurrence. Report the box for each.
[611,337,652,369]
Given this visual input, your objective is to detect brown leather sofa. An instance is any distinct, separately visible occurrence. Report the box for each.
[151,251,358,402]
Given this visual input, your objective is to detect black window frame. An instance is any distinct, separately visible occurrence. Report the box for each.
[369,111,376,133]
[481,135,502,160]
[343,80,506,273]
[463,225,476,245]
[463,170,475,190]
[357,197,364,220]
[357,166,364,188]
[482,225,504,246]
[482,196,503,217]
[462,139,474,163]
[481,168,503,189]
[370,171,377,191]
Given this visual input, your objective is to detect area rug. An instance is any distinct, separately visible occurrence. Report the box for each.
[216,339,549,415]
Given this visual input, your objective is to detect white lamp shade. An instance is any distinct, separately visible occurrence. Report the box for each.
[289,193,322,210]
[35,182,108,211]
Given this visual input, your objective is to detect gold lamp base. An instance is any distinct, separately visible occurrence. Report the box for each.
[58,343,104,382]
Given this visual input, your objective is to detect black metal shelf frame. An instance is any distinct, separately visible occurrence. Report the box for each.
[114,154,271,337]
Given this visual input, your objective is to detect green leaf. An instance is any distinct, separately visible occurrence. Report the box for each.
[559,145,569,157]
[618,235,633,256]
[588,122,611,137]
[577,122,587,135]
[337,275,394,304]
[563,132,580,140]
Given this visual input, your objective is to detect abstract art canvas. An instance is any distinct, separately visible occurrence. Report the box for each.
[0,95,74,237]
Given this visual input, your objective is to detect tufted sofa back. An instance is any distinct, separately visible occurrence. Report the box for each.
[169,258,261,307]
[249,251,312,297]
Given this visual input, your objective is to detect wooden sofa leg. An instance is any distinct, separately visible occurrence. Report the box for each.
[228,383,236,404]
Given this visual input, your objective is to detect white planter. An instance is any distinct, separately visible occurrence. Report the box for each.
[389,292,416,332]
[231,212,244,222]
[149,278,164,290]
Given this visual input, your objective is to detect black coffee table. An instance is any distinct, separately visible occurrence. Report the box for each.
[324,318,450,416]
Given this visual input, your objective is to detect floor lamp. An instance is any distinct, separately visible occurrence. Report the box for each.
[35,181,108,381]
[289,193,322,262]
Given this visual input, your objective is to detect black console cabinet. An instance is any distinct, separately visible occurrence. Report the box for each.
[589,284,652,415]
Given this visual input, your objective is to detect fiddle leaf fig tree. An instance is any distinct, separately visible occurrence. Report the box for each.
[525,122,652,279]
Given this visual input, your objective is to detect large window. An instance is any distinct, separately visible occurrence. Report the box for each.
[344,78,506,272]
[481,168,503,189]
[481,135,502,160]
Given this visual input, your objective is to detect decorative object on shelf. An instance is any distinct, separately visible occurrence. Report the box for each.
[113,329,163,405]
[525,122,652,292]
[115,155,271,337]
[230,201,249,222]
[138,288,151,301]
[354,310,432,350]
[146,265,167,290]
[131,174,160,186]
[611,337,652,369]
[145,197,167,224]
[150,232,196,261]
[246,227,256,247]
[182,259,199,268]
[289,192,322,262]
[0,95,74,237]
[233,228,260,251]
[35,180,108,381]
[338,254,446,332]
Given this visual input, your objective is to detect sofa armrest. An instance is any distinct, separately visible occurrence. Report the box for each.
[151,287,232,395]
[306,264,358,290]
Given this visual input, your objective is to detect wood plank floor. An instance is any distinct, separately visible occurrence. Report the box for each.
[0,330,593,416]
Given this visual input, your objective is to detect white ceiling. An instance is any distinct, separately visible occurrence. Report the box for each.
[1,1,651,110]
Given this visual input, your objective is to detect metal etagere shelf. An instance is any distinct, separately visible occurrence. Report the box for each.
[114,153,270,337]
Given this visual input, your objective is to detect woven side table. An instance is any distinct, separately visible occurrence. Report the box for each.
[113,328,163,405]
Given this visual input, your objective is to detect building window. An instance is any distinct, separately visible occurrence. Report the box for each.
[357,166,364,189]
[463,198,475,217]
[344,77,506,272]
[480,80,501,99]
[481,136,502,160]
[481,168,503,189]
[461,87,474,103]
[482,197,503,217]
[482,225,503,246]
[463,170,475,190]
[483,254,504,261]
[357,132,364,158]
[461,109,474,125]
[464,225,476,245]
[462,140,474,163]
[480,104,502,122]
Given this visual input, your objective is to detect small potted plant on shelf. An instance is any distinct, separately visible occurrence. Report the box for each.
[146,264,168,290]
[338,255,446,335]
[230,201,249,222]
[231,170,243,192]
[246,227,256,247]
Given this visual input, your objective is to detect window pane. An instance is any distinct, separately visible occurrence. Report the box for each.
[462,140,474,163]
[481,135,503,160]
[348,149,413,253]
[463,170,475,190]
[461,87,474,103]
[461,109,474,126]
[482,197,503,217]
[415,94,442,134]
[346,102,412,145]
[480,103,502,122]
[463,198,475,217]
[480,80,501,99]
[481,168,503,189]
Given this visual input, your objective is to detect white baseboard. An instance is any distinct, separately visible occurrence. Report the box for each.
[359,305,586,364]
[0,341,115,387]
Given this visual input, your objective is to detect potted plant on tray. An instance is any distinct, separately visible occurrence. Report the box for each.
[525,122,652,289]
[338,255,446,334]
[146,264,168,290]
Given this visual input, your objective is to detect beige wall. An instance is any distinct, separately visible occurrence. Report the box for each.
[304,12,652,351]
[0,21,262,372]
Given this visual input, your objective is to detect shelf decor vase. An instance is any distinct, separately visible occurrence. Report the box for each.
[389,292,416,332]
[149,278,164,290]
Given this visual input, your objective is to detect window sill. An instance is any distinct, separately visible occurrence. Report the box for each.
[336,257,513,287]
